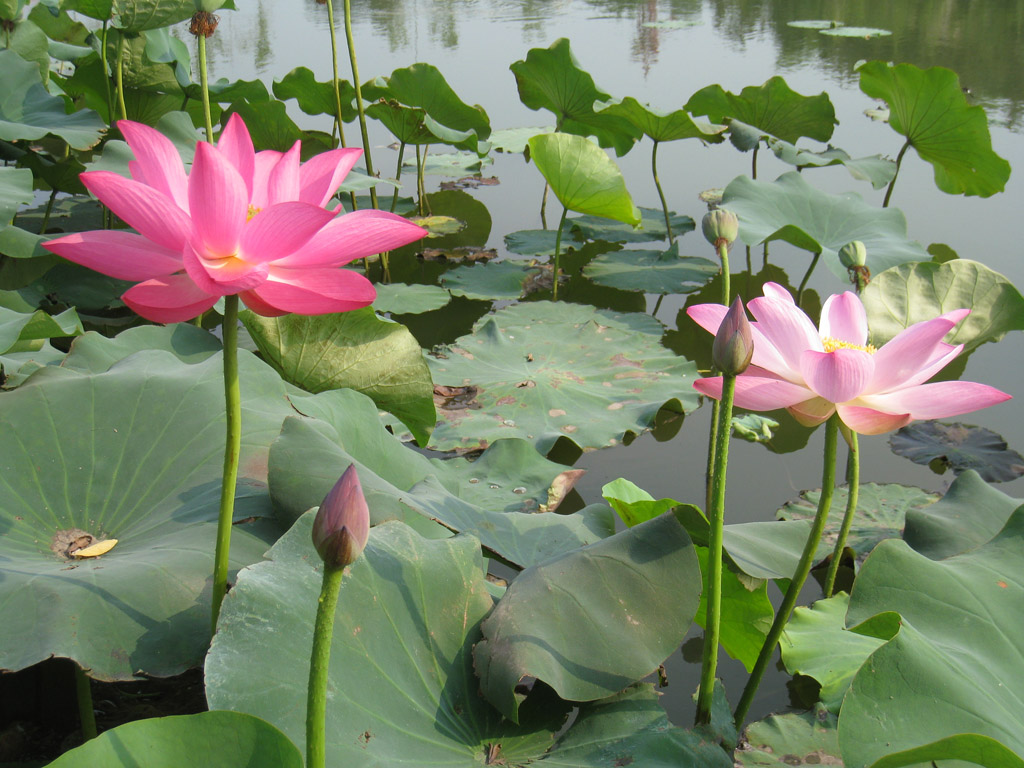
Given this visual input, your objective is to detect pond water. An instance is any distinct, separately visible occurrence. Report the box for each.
[184,0,1024,722]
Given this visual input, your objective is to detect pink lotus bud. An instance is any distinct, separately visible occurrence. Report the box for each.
[712,296,754,375]
[311,465,370,569]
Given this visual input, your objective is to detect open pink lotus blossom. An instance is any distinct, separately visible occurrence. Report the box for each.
[687,282,1011,435]
[43,115,426,323]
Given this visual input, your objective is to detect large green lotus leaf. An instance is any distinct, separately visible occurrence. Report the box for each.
[9,18,50,85]
[722,172,927,281]
[240,307,435,447]
[62,323,222,373]
[206,518,570,765]
[570,207,695,243]
[858,61,1010,197]
[268,403,607,568]
[0,166,32,223]
[43,711,302,768]
[534,684,733,767]
[511,38,640,156]
[778,594,886,712]
[440,260,545,300]
[365,98,432,145]
[583,245,718,294]
[902,470,1022,560]
[838,508,1024,767]
[0,305,81,354]
[685,77,837,146]
[0,351,295,679]
[372,282,451,314]
[890,421,1024,483]
[528,133,641,226]
[222,100,303,153]
[693,546,773,673]
[861,259,1024,353]
[766,138,896,190]
[110,0,192,31]
[735,707,841,767]
[0,49,105,149]
[383,62,490,141]
[273,66,356,121]
[0,341,65,388]
[474,512,701,721]
[595,97,726,144]
[427,302,698,453]
[777,483,939,561]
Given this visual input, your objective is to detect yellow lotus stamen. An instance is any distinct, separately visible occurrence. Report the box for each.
[247,204,262,221]
[822,336,876,354]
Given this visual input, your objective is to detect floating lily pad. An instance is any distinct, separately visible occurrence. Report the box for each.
[779,594,887,712]
[777,483,938,561]
[474,512,701,720]
[410,214,465,237]
[372,282,451,314]
[427,302,699,454]
[440,260,544,300]
[820,26,891,37]
[736,707,841,766]
[570,207,695,243]
[859,61,1010,197]
[890,421,1024,483]
[723,172,927,281]
[839,507,1024,767]
[241,307,435,448]
[504,226,575,256]
[44,711,303,768]
[861,259,1024,353]
[583,245,717,294]
[489,125,555,153]
[0,351,292,679]
[402,150,493,176]
[903,470,1022,560]
[787,20,844,30]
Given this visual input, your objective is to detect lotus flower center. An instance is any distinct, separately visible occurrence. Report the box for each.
[247,205,262,221]
[822,336,876,354]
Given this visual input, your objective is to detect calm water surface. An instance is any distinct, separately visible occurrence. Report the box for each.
[187,0,1024,721]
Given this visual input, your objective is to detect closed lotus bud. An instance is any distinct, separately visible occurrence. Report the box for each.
[702,209,739,249]
[311,465,370,569]
[712,296,754,376]
[839,240,867,269]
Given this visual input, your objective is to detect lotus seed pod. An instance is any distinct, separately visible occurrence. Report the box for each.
[312,465,370,569]
[839,240,867,269]
[712,296,754,376]
[702,209,739,249]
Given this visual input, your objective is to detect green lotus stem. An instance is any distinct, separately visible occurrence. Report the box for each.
[197,34,214,143]
[390,142,406,213]
[695,373,736,724]
[39,189,57,235]
[795,251,821,307]
[651,293,664,318]
[745,245,752,273]
[824,432,859,597]
[100,22,114,122]
[704,398,720,512]
[651,140,673,245]
[75,664,97,740]
[734,414,839,728]
[762,241,769,267]
[539,183,550,229]
[323,0,358,214]
[115,35,128,122]
[342,0,377,212]
[718,242,730,307]
[883,139,912,208]
[210,295,242,632]
[751,144,759,180]
[306,563,345,768]
[552,206,568,300]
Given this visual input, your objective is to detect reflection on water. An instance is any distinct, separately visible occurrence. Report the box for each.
[199,0,1024,130]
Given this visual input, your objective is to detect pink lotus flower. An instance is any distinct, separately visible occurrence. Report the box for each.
[687,283,1011,435]
[43,115,426,323]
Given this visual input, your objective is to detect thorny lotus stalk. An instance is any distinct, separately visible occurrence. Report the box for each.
[734,414,839,728]
[190,11,220,143]
[825,431,859,598]
[75,664,97,741]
